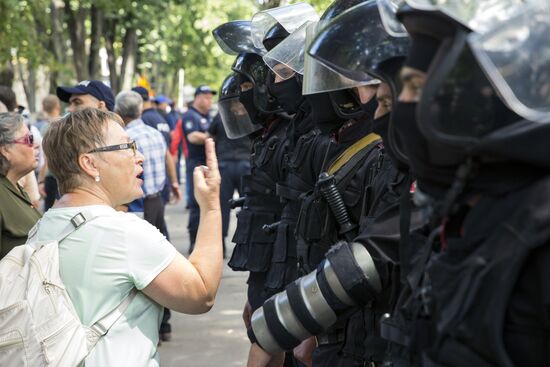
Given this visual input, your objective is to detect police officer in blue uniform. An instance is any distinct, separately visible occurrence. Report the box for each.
[182,85,216,254]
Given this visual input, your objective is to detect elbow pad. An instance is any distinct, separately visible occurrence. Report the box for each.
[250,241,381,354]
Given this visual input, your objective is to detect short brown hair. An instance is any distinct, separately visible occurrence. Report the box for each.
[42,95,61,115]
[42,108,124,194]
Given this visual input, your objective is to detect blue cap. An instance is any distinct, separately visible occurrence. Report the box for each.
[56,80,115,111]
[194,85,217,97]
[131,86,150,102]
[154,94,173,104]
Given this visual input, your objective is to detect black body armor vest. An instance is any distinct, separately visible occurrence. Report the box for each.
[228,117,291,273]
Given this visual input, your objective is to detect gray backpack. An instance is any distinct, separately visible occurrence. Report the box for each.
[0,211,137,366]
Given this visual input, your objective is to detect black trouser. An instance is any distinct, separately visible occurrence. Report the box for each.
[144,193,169,238]
[187,159,203,253]
[143,193,171,333]
[44,175,59,211]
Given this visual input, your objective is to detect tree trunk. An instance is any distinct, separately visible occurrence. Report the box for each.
[49,0,66,92]
[88,5,103,80]
[15,57,37,113]
[64,0,88,81]
[104,17,119,92]
[119,27,137,93]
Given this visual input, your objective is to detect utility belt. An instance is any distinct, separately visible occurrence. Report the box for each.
[242,174,277,197]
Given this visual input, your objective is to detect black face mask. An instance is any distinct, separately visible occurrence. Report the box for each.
[268,76,303,114]
[361,97,379,119]
[372,113,409,172]
[239,89,264,125]
[305,93,343,133]
[392,101,463,198]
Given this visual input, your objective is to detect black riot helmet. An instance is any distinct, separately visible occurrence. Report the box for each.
[232,53,282,115]
[321,0,366,20]
[396,1,550,171]
[322,0,376,121]
[310,0,411,167]
[300,0,381,123]
[213,20,265,55]
[218,73,261,139]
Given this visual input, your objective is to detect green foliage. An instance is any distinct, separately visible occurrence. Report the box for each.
[0,0,338,97]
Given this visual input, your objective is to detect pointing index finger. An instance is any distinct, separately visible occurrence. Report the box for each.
[205,138,218,172]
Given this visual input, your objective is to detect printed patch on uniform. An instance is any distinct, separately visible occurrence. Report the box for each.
[185,121,194,130]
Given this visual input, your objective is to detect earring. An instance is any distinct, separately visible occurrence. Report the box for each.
[95,175,101,182]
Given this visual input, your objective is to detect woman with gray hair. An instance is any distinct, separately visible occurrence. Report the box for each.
[37,108,223,366]
[0,112,41,259]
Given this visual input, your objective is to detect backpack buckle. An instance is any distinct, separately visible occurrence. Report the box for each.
[70,213,87,228]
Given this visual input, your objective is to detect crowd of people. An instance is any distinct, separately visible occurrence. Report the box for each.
[1,0,549,366]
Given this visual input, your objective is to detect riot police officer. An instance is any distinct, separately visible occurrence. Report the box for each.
[389,2,550,366]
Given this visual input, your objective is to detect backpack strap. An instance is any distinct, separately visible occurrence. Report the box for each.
[88,288,138,342]
[26,210,99,249]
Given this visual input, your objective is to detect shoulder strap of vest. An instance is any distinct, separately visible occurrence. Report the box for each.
[328,133,381,175]
[327,133,382,193]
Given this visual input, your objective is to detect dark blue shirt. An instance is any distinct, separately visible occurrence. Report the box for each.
[142,108,171,146]
[181,106,212,161]
[165,110,181,131]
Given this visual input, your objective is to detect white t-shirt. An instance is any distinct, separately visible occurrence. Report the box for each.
[36,205,177,366]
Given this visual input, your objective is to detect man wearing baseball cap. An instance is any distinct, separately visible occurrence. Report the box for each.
[56,80,115,112]
[181,85,216,255]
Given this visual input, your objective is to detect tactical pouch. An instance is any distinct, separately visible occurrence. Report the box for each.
[230,209,278,272]
[265,222,299,291]
[296,195,330,243]
[254,136,280,168]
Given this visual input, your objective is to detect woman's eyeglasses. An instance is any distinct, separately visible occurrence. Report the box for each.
[88,140,138,157]
[11,133,34,147]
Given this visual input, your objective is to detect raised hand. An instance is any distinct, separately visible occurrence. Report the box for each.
[193,138,221,212]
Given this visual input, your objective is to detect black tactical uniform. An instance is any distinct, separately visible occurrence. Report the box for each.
[228,115,291,309]
[264,100,345,295]
[385,4,550,367]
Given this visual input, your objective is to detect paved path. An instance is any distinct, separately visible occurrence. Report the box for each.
[159,190,250,366]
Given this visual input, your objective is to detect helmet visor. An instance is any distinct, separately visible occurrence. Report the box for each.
[309,1,409,83]
[251,3,319,53]
[468,3,550,122]
[219,97,260,139]
[263,22,312,79]
[405,0,542,34]
[303,20,378,95]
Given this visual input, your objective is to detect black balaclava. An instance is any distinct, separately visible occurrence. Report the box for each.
[305,92,342,133]
[392,34,462,198]
[372,113,408,172]
[268,75,303,114]
[361,96,379,119]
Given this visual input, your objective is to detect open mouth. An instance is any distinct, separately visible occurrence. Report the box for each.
[136,171,144,180]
